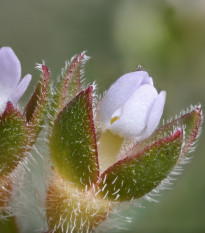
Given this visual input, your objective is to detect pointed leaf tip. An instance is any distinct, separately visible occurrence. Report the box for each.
[1,101,14,116]
[181,106,202,156]
[158,106,202,156]
[0,102,28,176]
[50,86,99,189]
[51,52,89,119]
[25,64,50,145]
[127,105,203,160]
[42,64,50,77]
[97,130,183,202]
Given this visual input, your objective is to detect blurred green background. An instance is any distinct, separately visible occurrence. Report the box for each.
[0,0,205,232]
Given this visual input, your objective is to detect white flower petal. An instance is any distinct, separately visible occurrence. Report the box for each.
[100,71,151,125]
[143,91,166,139]
[108,84,158,138]
[148,77,154,86]
[0,47,21,107]
[9,74,32,104]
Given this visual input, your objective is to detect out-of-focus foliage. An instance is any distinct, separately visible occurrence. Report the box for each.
[0,0,204,232]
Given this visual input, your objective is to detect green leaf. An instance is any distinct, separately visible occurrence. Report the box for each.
[50,87,99,189]
[127,106,202,158]
[24,64,50,145]
[97,130,183,202]
[51,52,89,119]
[0,102,28,176]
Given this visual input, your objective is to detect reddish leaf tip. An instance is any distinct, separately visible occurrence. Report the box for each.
[0,102,24,121]
[42,65,50,77]
[85,85,93,94]
[65,52,87,78]
[3,101,14,112]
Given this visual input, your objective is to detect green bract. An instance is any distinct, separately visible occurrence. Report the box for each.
[25,64,50,145]
[50,87,99,189]
[0,102,28,176]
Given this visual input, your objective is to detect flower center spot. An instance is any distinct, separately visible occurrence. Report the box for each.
[110,116,119,125]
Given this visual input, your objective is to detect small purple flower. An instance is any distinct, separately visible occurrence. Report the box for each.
[0,47,32,113]
[99,71,166,140]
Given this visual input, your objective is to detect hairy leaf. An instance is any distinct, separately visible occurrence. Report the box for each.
[25,64,50,144]
[0,102,28,176]
[50,87,99,189]
[97,130,182,201]
[51,52,89,119]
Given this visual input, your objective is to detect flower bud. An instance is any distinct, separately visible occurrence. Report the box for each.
[99,71,166,140]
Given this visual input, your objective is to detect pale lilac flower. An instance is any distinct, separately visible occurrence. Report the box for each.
[0,47,32,113]
[99,71,166,140]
